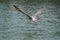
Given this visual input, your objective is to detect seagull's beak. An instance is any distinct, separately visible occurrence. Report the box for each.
[37,20,40,22]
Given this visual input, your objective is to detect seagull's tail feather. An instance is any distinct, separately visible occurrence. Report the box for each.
[13,5,32,19]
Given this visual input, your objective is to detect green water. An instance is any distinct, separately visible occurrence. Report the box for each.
[0,0,60,40]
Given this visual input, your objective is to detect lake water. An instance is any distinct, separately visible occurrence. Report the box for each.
[0,0,60,40]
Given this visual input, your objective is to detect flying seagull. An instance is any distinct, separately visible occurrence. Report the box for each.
[13,5,45,22]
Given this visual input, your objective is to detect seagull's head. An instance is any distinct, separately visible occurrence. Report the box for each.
[33,19,40,22]
[31,17,40,22]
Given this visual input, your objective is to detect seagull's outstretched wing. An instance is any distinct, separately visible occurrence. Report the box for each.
[34,7,45,17]
[13,5,32,19]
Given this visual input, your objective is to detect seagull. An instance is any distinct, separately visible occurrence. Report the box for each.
[13,5,45,22]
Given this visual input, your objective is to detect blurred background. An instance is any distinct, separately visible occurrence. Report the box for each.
[0,0,60,40]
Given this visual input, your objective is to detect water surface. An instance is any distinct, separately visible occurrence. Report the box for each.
[0,0,60,40]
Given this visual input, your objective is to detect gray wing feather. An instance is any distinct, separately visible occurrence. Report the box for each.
[13,5,32,19]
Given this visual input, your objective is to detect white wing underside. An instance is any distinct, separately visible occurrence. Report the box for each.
[33,8,44,17]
